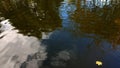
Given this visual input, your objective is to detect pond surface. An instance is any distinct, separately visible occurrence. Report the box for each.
[0,0,120,68]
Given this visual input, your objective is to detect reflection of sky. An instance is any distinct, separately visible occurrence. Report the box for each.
[59,1,76,19]
[81,0,111,8]
[0,20,47,68]
[40,1,120,68]
[59,1,76,28]
[43,28,120,68]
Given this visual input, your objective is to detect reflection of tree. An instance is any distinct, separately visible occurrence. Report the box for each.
[0,0,62,38]
[72,1,120,48]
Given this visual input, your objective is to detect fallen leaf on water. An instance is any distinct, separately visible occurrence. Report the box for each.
[96,61,102,66]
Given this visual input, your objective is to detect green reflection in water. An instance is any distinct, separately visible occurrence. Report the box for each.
[0,0,62,38]
[71,0,120,48]
[0,0,120,48]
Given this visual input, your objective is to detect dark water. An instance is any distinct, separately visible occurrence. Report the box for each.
[0,0,120,68]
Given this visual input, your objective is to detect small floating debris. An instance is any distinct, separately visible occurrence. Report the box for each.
[96,61,102,66]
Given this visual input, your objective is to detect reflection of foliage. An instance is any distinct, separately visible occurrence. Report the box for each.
[0,0,62,38]
[71,2,120,47]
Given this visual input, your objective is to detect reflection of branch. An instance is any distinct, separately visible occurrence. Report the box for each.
[111,32,120,49]
[76,0,81,10]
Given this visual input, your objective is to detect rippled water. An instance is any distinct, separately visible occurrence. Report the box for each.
[0,0,120,68]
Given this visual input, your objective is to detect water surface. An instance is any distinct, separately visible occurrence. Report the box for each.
[0,0,120,68]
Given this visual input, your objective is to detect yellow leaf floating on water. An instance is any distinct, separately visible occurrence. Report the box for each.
[96,61,102,66]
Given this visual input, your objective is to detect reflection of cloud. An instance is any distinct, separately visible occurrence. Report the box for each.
[51,51,70,67]
[51,60,66,67]
[0,20,47,68]
[0,19,14,32]
[41,32,53,39]
[22,59,39,68]
[58,51,70,61]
